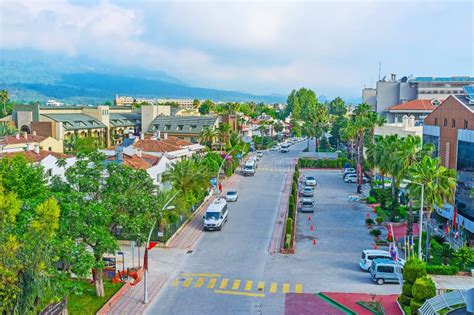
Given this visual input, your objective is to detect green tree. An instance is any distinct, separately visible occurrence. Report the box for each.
[0,122,17,136]
[192,99,200,109]
[328,97,347,117]
[217,123,231,150]
[455,245,474,270]
[0,89,8,117]
[199,126,218,148]
[199,99,215,115]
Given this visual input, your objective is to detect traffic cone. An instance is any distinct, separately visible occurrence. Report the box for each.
[308,215,311,221]
[312,239,317,246]
[310,224,314,231]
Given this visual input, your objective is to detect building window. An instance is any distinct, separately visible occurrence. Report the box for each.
[164,125,171,131]
[434,118,438,126]
[465,120,469,129]
[177,125,184,131]
[444,119,447,127]
[47,169,53,177]
[452,119,455,128]
[48,147,52,151]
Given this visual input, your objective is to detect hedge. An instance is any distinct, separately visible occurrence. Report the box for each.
[403,258,427,284]
[398,294,411,306]
[402,282,413,297]
[426,264,459,275]
[412,276,436,301]
[288,202,295,220]
[286,218,293,235]
[298,158,350,169]
[284,233,292,249]
[409,300,423,314]
[366,196,377,204]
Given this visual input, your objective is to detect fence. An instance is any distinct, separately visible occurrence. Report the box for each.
[418,290,467,315]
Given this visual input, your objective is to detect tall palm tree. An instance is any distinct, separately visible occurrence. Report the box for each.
[199,126,218,149]
[408,155,456,261]
[217,123,231,150]
[0,89,9,117]
[162,159,208,197]
[55,158,67,169]
[0,122,17,136]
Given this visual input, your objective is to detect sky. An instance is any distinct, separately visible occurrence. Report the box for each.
[1,0,473,98]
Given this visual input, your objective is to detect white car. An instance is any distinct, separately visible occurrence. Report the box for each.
[344,174,369,183]
[343,168,356,175]
[305,176,317,186]
[225,189,238,202]
[256,151,263,159]
[359,249,406,271]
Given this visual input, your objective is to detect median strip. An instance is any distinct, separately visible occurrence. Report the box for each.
[214,290,265,298]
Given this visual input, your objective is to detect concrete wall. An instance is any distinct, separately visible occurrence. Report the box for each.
[40,137,64,153]
[362,88,377,109]
[376,81,400,115]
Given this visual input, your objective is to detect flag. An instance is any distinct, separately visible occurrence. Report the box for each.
[387,230,393,242]
[390,243,398,261]
[453,208,457,231]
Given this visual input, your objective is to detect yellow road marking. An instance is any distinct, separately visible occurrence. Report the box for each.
[269,282,278,293]
[172,279,179,287]
[183,278,193,288]
[257,281,265,292]
[195,277,205,288]
[220,278,229,289]
[282,283,290,293]
[207,278,217,288]
[214,290,265,298]
[244,280,253,291]
[180,273,222,278]
[232,279,241,290]
[295,283,303,293]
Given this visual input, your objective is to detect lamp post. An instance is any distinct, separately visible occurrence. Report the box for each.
[406,180,424,259]
[143,191,179,304]
[215,147,235,195]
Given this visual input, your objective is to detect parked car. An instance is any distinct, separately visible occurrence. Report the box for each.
[342,170,356,179]
[256,151,263,159]
[344,174,369,183]
[301,186,314,197]
[342,168,356,175]
[225,189,238,202]
[300,198,314,213]
[369,259,403,285]
[280,144,290,153]
[305,176,317,186]
[359,250,392,271]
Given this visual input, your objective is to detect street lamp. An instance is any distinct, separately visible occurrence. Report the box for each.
[143,191,179,304]
[215,147,235,195]
[406,179,424,259]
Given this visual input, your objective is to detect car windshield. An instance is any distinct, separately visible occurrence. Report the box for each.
[304,188,312,192]
[205,212,220,220]
[227,191,237,196]
[244,165,253,170]
[302,201,313,206]
[307,177,315,181]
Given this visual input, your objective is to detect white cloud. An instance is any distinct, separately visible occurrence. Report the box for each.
[0,0,472,97]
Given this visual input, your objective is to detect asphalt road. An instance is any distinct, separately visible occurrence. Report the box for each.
[146,141,400,315]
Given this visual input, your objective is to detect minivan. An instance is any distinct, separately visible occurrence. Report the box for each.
[369,259,403,285]
[243,159,256,176]
[203,198,228,231]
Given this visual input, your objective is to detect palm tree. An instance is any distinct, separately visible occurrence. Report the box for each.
[258,121,267,141]
[162,159,208,197]
[199,126,218,149]
[0,122,17,136]
[408,155,456,261]
[217,123,231,150]
[0,89,9,117]
[55,158,67,169]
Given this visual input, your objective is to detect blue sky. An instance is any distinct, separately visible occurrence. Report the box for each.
[1,0,473,98]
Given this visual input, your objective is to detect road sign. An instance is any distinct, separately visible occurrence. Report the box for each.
[117,251,124,255]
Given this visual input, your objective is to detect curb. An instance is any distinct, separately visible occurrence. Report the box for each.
[318,293,357,315]
[96,268,144,315]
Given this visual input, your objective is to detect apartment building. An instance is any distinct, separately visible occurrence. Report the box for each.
[422,87,474,237]
[115,95,195,109]
[362,75,474,122]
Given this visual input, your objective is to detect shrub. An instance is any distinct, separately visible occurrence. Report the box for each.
[365,218,375,225]
[403,258,427,284]
[402,282,413,297]
[286,218,293,235]
[412,276,436,301]
[369,229,381,237]
[398,294,411,306]
[292,182,297,197]
[455,245,474,270]
[402,305,411,315]
[285,233,292,249]
[375,216,384,225]
[426,264,459,275]
[288,203,295,219]
[375,206,383,216]
[409,299,423,314]
[366,196,377,204]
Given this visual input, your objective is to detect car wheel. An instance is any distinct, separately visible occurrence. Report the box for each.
[377,278,384,285]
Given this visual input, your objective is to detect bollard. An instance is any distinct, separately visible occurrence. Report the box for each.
[310,224,314,231]
[308,215,311,221]
[313,239,316,246]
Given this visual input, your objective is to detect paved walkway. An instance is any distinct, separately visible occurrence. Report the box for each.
[323,292,402,315]
[167,173,242,249]
[285,293,344,315]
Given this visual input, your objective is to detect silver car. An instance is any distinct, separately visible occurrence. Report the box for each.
[301,186,314,197]
[300,198,314,213]
[225,189,238,202]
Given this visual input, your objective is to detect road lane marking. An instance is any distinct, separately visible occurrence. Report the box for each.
[180,273,222,278]
[172,279,179,287]
[244,281,253,291]
[214,290,265,298]
[257,281,265,292]
[220,278,229,289]
[195,277,205,288]
[295,284,303,293]
[207,278,217,288]
[282,283,290,293]
[183,278,193,288]
[269,283,277,293]
[232,279,241,290]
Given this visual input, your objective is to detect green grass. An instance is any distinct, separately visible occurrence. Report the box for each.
[67,279,124,315]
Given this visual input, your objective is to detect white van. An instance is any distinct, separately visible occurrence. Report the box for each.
[280,144,290,153]
[203,198,228,231]
[243,159,256,176]
[359,249,405,271]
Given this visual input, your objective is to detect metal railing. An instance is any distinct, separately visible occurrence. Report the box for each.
[418,290,467,315]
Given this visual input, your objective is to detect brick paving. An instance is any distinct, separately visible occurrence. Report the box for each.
[167,173,242,249]
[284,293,345,315]
[323,292,402,315]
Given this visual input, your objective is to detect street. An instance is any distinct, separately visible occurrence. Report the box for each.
[145,142,400,315]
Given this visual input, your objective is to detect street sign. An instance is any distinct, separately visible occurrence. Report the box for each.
[117,251,124,255]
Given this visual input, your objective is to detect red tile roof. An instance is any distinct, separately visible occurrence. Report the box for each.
[388,99,436,111]
[0,134,46,146]
[0,150,73,162]
[134,139,182,153]
[106,153,160,170]
[161,136,193,147]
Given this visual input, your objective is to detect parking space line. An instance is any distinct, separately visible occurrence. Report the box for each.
[244,280,253,291]
[195,277,205,288]
[214,290,265,298]
[172,279,179,287]
[183,278,193,288]
[231,279,241,290]
[219,278,229,289]
[282,283,290,293]
[269,282,277,293]
[257,281,265,292]
[180,273,221,278]
[295,284,303,293]
[207,278,217,288]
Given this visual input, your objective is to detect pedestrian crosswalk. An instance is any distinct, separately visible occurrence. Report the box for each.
[172,274,303,297]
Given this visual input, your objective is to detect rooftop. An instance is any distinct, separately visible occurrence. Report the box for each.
[106,153,160,170]
[109,113,141,127]
[453,94,474,112]
[42,114,106,130]
[149,115,217,134]
[134,139,182,153]
[0,150,73,162]
[410,76,474,83]
[0,134,46,146]
[387,99,436,112]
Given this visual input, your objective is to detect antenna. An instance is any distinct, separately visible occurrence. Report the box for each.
[378,61,381,81]
[370,75,373,88]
